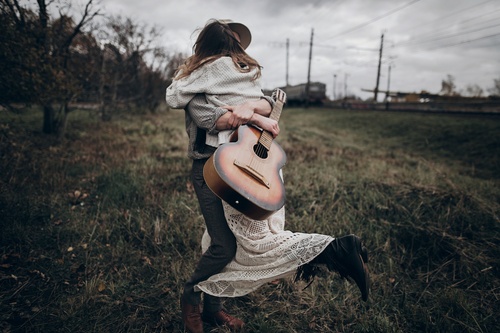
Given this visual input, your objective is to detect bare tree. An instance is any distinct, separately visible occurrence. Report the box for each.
[1,1,175,137]
[464,84,484,98]
[488,77,500,97]
[0,0,101,137]
[440,74,459,96]
[165,52,186,81]
[95,15,171,116]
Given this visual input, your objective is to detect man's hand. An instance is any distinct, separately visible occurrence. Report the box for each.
[223,104,254,128]
[216,98,275,131]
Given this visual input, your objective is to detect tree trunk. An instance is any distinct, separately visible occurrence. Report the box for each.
[57,103,69,139]
[99,54,108,121]
[42,104,55,134]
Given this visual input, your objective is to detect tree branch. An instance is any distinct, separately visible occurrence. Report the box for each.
[62,0,100,51]
[1,0,24,27]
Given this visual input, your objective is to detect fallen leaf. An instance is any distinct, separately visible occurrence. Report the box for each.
[142,256,152,266]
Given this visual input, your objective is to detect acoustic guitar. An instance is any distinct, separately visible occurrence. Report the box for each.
[203,88,287,220]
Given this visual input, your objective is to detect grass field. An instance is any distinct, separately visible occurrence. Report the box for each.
[1,107,499,332]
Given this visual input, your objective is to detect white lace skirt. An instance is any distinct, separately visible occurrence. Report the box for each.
[195,202,334,297]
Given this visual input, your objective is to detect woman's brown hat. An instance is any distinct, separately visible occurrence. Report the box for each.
[219,19,252,50]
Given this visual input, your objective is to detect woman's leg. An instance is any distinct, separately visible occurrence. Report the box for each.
[300,235,370,301]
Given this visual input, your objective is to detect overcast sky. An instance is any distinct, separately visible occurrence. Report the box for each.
[101,0,500,100]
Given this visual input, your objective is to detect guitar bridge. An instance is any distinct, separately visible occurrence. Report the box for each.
[233,159,271,188]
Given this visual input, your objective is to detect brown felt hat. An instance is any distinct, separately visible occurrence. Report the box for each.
[219,19,252,50]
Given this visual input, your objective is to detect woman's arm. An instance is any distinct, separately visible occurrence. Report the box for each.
[249,113,280,138]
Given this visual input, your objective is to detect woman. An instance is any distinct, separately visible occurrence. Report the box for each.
[166,19,369,333]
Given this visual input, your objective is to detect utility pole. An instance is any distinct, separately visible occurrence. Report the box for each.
[374,33,384,102]
[385,64,392,101]
[305,28,313,108]
[286,38,289,87]
[344,73,349,99]
[333,74,337,100]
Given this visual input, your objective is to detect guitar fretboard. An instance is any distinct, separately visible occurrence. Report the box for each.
[258,92,285,150]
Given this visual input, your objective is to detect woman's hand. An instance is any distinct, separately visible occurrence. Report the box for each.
[250,114,280,138]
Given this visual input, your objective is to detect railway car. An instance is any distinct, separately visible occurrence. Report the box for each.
[283,82,326,106]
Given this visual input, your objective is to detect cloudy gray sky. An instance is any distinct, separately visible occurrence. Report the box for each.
[102,0,500,100]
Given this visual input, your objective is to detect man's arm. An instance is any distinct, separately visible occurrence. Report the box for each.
[216,98,280,138]
[187,94,279,137]
[186,94,229,134]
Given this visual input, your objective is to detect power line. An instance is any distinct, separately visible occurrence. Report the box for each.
[398,21,500,47]
[460,7,500,25]
[398,12,500,46]
[428,31,500,50]
[314,43,378,52]
[398,0,496,35]
[324,0,422,41]
[263,1,499,93]
[413,15,500,42]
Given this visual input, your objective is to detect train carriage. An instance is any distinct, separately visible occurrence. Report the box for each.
[283,82,326,106]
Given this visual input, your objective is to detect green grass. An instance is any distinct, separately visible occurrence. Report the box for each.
[1,107,499,332]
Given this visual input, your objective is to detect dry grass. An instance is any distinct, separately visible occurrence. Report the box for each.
[0,107,499,332]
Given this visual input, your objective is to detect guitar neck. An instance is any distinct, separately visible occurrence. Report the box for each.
[269,99,284,122]
[259,99,284,150]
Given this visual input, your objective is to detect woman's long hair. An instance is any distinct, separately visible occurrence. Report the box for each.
[174,19,262,81]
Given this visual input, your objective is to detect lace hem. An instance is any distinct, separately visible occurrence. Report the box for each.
[196,202,333,297]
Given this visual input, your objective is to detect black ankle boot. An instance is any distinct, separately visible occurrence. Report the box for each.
[319,234,370,301]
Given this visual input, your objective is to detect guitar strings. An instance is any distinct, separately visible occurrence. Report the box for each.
[254,142,267,159]
[253,97,283,159]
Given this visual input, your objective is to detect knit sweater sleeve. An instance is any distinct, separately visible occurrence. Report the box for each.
[165,58,227,109]
[187,94,228,134]
[165,66,206,109]
[165,57,261,109]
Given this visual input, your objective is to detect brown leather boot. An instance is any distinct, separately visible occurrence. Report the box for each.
[302,234,369,301]
[180,299,203,333]
[326,234,370,301]
[202,309,245,331]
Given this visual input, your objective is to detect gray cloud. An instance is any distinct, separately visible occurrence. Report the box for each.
[102,0,500,99]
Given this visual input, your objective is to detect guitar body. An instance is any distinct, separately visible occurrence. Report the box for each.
[203,125,286,220]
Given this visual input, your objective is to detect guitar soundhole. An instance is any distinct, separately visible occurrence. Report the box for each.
[253,143,268,159]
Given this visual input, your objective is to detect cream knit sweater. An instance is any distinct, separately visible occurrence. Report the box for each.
[166,57,264,147]
[167,57,335,298]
